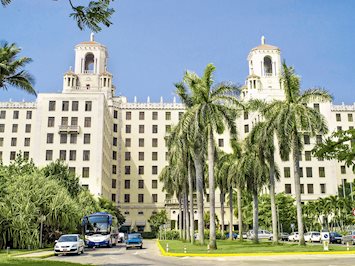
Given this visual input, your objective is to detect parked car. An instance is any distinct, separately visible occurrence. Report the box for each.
[288,232,299,242]
[269,232,289,241]
[330,232,342,244]
[341,230,355,244]
[126,233,143,249]
[304,231,321,242]
[54,234,85,256]
[248,230,272,240]
[242,232,248,239]
[225,232,238,239]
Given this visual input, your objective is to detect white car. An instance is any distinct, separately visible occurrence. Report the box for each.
[54,234,85,256]
[304,231,321,242]
[288,232,299,242]
[248,230,272,240]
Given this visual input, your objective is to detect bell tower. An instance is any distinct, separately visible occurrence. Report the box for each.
[63,33,115,98]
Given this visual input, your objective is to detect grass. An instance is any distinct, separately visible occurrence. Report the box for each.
[159,240,354,254]
[0,257,88,266]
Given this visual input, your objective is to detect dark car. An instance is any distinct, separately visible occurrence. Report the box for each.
[225,232,238,239]
[330,232,342,244]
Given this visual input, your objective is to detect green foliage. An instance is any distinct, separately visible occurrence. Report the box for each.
[165,230,180,240]
[148,210,168,235]
[98,197,125,225]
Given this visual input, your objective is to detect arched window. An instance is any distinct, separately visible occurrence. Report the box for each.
[84,53,95,72]
[263,56,272,76]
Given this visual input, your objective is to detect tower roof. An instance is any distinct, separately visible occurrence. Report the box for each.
[251,36,280,51]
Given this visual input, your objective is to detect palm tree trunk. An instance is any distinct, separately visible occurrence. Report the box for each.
[292,137,305,245]
[237,185,243,241]
[269,155,278,244]
[252,187,259,244]
[229,186,233,240]
[220,191,225,239]
[184,189,190,242]
[188,159,195,244]
[194,154,204,244]
[178,194,183,240]
[208,128,217,249]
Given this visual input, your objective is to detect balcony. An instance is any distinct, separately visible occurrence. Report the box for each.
[58,125,80,134]
[164,198,198,206]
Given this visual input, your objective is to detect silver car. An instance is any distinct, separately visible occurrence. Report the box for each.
[248,230,272,240]
[54,234,85,256]
[341,230,355,244]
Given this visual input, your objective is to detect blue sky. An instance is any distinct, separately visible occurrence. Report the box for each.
[0,0,354,104]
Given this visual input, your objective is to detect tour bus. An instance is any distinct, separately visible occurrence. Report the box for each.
[82,212,119,247]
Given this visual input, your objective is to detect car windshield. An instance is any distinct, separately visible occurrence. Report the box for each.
[58,236,77,242]
[128,234,141,239]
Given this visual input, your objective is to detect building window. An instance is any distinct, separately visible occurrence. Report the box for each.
[304,134,310,145]
[341,165,346,174]
[13,110,19,119]
[138,194,144,203]
[113,110,118,119]
[285,184,291,194]
[139,125,144,133]
[46,150,53,161]
[69,167,75,175]
[24,152,29,160]
[12,124,18,133]
[126,111,131,120]
[307,184,314,194]
[70,134,77,144]
[316,135,322,144]
[152,112,158,120]
[71,117,78,126]
[244,124,249,133]
[348,113,353,122]
[218,139,224,147]
[138,166,144,175]
[49,101,56,111]
[336,113,341,122]
[61,117,68,126]
[113,124,117,132]
[60,134,67,144]
[72,101,79,111]
[165,125,171,133]
[319,167,325,177]
[69,150,76,161]
[138,211,144,215]
[125,152,131,161]
[165,151,169,161]
[26,111,32,119]
[0,124,4,132]
[125,138,131,147]
[152,152,158,161]
[152,165,158,175]
[125,125,131,133]
[10,151,16,160]
[112,165,117,174]
[139,138,144,147]
[305,151,312,161]
[125,166,131,175]
[47,133,54,144]
[84,117,91,127]
[152,194,158,203]
[62,101,69,111]
[179,112,184,120]
[83,150,90,161]
[124,180,130,189]
[152,180,158,189]
[112,151,117,160]
[139,152,144,161]
[300,184,304,194]
[25,124,31,133]
[320,184,326,194]
[112,179,117,189]
[152,138,158,147]
[59,150,66,160]
[11,138,17,146]
[139,111,145,120]
[111,194,116,202]
[82,167,90,178]
[113,137,117,146]
[244,111,248,120]
[82,184,89,190]
[85,101,92,111]
[299,167,303,177]
[337,126,342,131]
[0,110,6,119]
[306,167,313,178]
[165,112,171,120]
[124,194,130,203]
[0,138,3,147]
[83,134,91,144]
[284,167,291,178]
[24,138,30,146]
[313,103,320,112]
[48,117,55,127]
[138,180,144,189]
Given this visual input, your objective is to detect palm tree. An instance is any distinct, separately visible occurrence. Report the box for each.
[0,42,36,95]
[175,63,242,249]
[257,62,332,245]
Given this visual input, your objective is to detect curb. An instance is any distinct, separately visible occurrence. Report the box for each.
[157,241,355,257]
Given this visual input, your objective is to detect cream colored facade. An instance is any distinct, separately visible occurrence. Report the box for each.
[0,36,354,232]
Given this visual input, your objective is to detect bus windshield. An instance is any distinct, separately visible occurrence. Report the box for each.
[87,215,110,235]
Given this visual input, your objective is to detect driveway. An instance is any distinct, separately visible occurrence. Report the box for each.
[47,240,355,266]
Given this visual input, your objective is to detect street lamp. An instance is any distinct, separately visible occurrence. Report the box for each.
[39,215,46,249]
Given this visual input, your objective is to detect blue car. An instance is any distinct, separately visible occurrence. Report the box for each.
[225,232,238,239]
[126,233,143,250]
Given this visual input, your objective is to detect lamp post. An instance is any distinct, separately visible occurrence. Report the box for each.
[39,215,46,249]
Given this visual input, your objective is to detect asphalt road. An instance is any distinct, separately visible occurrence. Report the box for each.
[47,240,355,266]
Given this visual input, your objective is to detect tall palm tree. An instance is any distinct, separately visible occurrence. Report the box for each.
[175,63,242,249]
[258,62,332,245]
[0,42,36,95]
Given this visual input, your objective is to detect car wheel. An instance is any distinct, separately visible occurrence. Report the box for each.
[81,247,84,254]
[54,253,58,256]
[140,245,143,249]
[126,247,128,250]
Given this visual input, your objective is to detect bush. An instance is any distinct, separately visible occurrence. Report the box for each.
[141,232,156,239]
[164,230,180,240]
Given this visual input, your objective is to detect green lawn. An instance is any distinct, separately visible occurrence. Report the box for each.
[159,240,354,254]
[0,257,87,266]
